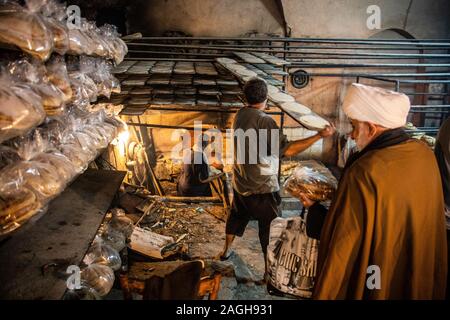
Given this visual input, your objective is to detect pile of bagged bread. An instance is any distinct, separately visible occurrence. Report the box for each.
[0,56,121,144]
[0,108,126,235]
[0,0,127,63]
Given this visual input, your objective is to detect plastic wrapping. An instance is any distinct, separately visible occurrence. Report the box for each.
[267,216,318,298]
[109,214,134,239]
[67,27,92,56]
[41,0,69,55]
[7,58,66,116]
[1,159,64,202]
[83,237,122,271]
[79,57,119,99]
[46,56,73,102]
[67,18,96,56]
[0,74,46,143]
[80,263,115,297]
[68,71,98,107]
[10,128,51,161]
[0,105,120,236]
[284,160,338,202]
[101,226,126,252]
[33,151,77,182]
[63,284,101,300]
[0,0,53,60]
[0,145,20,169]
[84,21,110,58]
[0,186,41,235]
[99,24,127,65]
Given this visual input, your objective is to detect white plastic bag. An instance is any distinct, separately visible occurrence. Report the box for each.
[80,263,115,297]
[267,216,319,298]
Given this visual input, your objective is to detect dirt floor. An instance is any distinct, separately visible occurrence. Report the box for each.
[107,197,296,300]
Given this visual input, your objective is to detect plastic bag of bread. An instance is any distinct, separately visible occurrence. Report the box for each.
[284,160,338,202]
[84,21,110,58]
[68,71,98,106]
[0,186,41,235]
[67,18,97,56]
[33,151,77,183]
[8,128,51,161]
[99,24,128,65]
[46,57,73,103]
[0,0,53,60]
[67,27,92,56]
[0,159,64,202]
[83,237,122,271]
[41,0,69,55]
[59,143,90,173]
[80,263,115,297]
[7,58,66,116]
[0,74,46,143]
[0,145,20,170]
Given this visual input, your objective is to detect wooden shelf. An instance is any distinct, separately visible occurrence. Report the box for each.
[0,169,126,300]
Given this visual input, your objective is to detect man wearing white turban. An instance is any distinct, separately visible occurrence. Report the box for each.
[298,83,447,299]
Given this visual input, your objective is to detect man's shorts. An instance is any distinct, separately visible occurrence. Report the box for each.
[225,189,281,254]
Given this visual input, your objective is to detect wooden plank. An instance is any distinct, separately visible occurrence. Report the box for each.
[0,169,126,300]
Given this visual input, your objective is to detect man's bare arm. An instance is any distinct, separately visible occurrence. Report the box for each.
[283,124,336,157]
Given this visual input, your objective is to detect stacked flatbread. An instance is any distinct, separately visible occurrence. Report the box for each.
[284,160,337,202]
[0,2,53,60]
[0,83,46,143]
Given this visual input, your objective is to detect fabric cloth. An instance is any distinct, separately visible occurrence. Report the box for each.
[435,117,450,219]
[343,127,410,171]
[305,203,328,240]
[313,138,447,299]
[342,83,410,129]
[142,260,203,300]
[225,189,281,254]
[308,129,410,240]
[232,107,289,196]
[177,147,212,197]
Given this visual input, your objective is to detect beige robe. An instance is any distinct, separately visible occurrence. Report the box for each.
[313,140,447,299]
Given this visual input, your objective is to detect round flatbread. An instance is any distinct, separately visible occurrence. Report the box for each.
[217,58,238,65]
[299,115,330,130]
[280,102,312,115]
[227,64,247,73]
[237,69,257,78]
[267,85,279,95]
[269,91,295,103]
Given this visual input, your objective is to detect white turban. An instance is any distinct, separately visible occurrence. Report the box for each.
[342,83,410,128]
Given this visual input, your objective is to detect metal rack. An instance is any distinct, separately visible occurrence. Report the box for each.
[122,36,450,135]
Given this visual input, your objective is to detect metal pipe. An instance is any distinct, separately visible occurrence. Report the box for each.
[411,105,450,108]
[290,72,450,78]
[127,122,228,132]
[124,57,214,62]
[127,42,450,51]
[136,37,450,46]
[144,106,283,115]
[125,43,450,58]
[127,50,228,57]
[289,63,450,68]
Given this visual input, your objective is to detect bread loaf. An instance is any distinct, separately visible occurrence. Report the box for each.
[0,188,40,233]
[0,3,53,60]
[0,84,46,143]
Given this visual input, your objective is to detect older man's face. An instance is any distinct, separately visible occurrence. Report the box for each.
[350,119,372,151]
